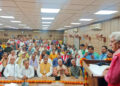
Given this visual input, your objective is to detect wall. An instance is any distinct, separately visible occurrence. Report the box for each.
[64,17,120,54]
[0,30,64,41]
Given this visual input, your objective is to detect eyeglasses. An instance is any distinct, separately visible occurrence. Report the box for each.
[110,39,117,44]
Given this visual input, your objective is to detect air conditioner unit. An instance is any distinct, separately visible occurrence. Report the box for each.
[91,23,102,30]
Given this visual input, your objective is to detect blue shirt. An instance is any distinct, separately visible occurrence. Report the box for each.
[99,53,107,60]
[31,47,35,54]
[65,58,73,67]
[85,52,99,60]
[0,46,3,60]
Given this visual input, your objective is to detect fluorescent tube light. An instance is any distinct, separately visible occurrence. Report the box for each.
[71,23,80,25]
[11,21,21,23]
[0,16,15,19]
[41,17,54,20]
[41,8,60,13]
[95,10,118,15]
[42,22,51,24]
[79,19,93,21]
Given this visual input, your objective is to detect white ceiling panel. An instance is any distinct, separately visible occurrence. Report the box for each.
[0,0,120,30]
[68,0,95,5]
[40,0,68,4]
[14,0,38,2]
[0,1,16,7]
[91,0,120,5]
[2,7,20,12]
[63,5,85,10]
[15,2,40,8]
[0,11,7,15]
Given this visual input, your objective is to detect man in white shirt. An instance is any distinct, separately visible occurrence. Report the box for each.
[18,59,34,80]
[76,50,83,67]
[20,41,24,48]
[37,56,53,77]
[4,57,19,78]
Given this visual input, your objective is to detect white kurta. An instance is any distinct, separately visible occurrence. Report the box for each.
[20,42,24,48]
[76,50,83,66]
[3,64,19,78]
[18,66,34,79]
[0,64,3,72]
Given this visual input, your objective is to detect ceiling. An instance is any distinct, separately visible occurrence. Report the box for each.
[0,0,120,30]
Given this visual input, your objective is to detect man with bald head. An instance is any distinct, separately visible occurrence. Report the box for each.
[37,56,53,77]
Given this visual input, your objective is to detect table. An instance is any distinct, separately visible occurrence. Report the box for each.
[0,77,85,86]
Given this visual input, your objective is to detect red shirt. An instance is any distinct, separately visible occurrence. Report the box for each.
[105,49,120,86]
[47,46,50,50]
[56,41,59,45]
[61,55,69,62]
[17,40,20,44]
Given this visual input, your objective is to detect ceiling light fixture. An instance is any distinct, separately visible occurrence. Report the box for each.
[0,16,15,19]
[79,19,93,21]
[71,23,80,25]
[42,22,51,24]
[41,17,54,20]
[0,9,2,11]
[95,10,118,15]
[11,21,21,23]
[41,8,60,13]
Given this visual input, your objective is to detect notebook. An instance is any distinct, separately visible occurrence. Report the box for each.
[89,64,110,76]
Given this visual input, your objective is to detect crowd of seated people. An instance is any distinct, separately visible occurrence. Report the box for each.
[0,38,114,80]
